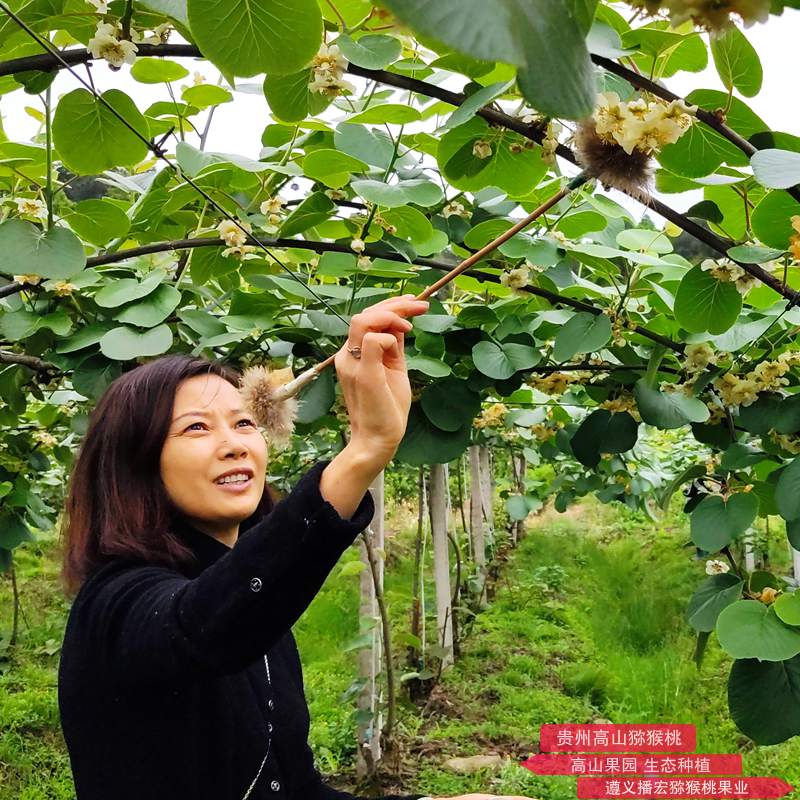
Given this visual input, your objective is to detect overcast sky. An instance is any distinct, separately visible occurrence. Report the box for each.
[2,7,798,222]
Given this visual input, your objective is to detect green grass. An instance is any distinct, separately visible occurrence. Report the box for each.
[3,498,800,798]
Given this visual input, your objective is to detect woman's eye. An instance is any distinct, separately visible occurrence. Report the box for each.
[185,419,254,432]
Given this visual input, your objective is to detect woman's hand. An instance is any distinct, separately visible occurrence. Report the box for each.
[334,294,429,462]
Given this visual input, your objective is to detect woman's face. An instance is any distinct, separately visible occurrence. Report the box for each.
[160,373,268,545]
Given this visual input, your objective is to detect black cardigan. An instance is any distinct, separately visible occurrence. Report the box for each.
[58,459,427,800]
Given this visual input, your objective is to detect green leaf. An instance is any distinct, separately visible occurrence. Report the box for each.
[751,149,800,190]
[616,228,673,254]
[64,199,130,247]
[175,142,275,176]
[131,58,190,84]
[181,84,233,110]
[113,284,182,327]
[263,70,331,122]
[406,354,451,377]
[438,117,548,196]
[690,493,759,551]
[347,104,422,124]
[279,192,336,237]
[138,0,189,25]
[570,410,638,469]
[674,264,742,334]
[296,365,334,424]
[350,179,444,208]
[382,206,434,244]
[552,312,612,362]
[187,0,323,77]
[472,340,540,380]
[510,0,596,120]
[0,220,84,279]
[395,404,470,466]
[776,458,800,522]
[334,123,396,169]
[658,464,707,510]
[420,378,482,432]
[99,324,174,360]
[506,494,538,521]
[338,560,366,577]
[0,513,34,550]
[1,308,72,341]
[726,244,785,263]
[717,600,800,661]
[752,191,800,250]
[443,81,513,131]
[336,33,401,70]
[657,122,740,179]
[634,379,710,430]
[687,574,745,633]
[728,655,800,745]
[378,0,524,66]
[303,149,367,188]
[94,269,166,308]
[774,592,800,627]
[710,25,762,98]
[412,314,457,334]
[386,0,594,117]
[53,89,149,175]
[787,519,800,551]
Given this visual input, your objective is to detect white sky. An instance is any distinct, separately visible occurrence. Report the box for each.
[2,8,799,222]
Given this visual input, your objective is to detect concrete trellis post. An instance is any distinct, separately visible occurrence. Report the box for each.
[429,463,454,671]
[356,470,384,779]
[469,446,485,570]
[479,445,494,548]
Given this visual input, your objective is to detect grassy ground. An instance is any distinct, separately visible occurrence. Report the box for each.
[2,497,799,799]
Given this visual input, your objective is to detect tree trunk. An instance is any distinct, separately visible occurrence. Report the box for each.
[429,463,454,671]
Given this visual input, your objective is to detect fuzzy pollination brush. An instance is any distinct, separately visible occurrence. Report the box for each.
[241,92,696,447]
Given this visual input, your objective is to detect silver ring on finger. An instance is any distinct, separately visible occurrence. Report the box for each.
[347,344,362,359]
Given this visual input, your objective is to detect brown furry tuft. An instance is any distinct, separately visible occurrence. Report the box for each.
[239,365,298,450]
[574,120,653,201]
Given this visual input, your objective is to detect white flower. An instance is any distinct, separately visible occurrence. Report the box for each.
[472,140,492,159]
[442,201,468,219]
[308,42,355,97]
[13,273,43,285]
[217,219,251,248]
[222,244,257,260]
[192,71,206,86]
[15,197,47,219]
[88,21,138,68]
[684,343,717,375]
[350,238,366,254]
[260,196,286,216]
[33,430,57,448]
[51,280,77,296]
[357,255,372,270]
[86,0,109,12]
[705,559,730,575]
[500,266,530,290]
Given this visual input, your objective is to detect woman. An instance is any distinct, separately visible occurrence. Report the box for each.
[57,295,531,800]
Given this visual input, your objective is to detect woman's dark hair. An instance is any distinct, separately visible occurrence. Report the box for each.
[58,354,277,599]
